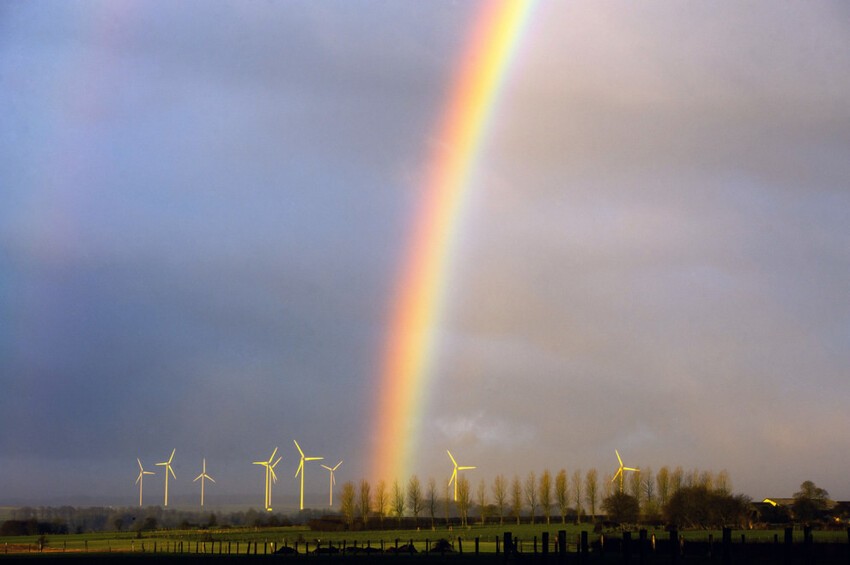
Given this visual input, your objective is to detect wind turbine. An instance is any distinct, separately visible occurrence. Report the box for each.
[135,458,155,507]
[320,460,343,507]
[293,440,323,510]
[447,450,476,501]
[253,447,281,511]
[156,449,177,507]
[611,449,639,494]
[193,458,215,507]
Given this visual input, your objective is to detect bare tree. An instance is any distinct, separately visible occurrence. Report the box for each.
[358,479,372,526]
[539,469,552,524]
[642,467,657,519]
[426,477,438,529]
[602,473,614,501]
[443,481,451,524]
[374,480,388,527]
[628,469,642,504]
[492,474,507,525]
[407,475,422,524]
[656,466,671,508]
[510,475,523,525]
[555,469,569,524]
[476,479,488,525]
[715,469,731,494]
[392,479,405,525]
[524,471,538,524]
[670,466,684,494]
[584,469,598,522]
[699,470,714,490]
[572,469,583,523]
[340,481,356,526]
[456,476,471,527]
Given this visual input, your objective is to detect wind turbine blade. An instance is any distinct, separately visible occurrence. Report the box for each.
[293,440,305,458]
[333,461,342,471]
[459,466,476,471]
[156,462,167,466]
[138,458,144,472]
[447,450,457,466]
[271,457,282,469]
[169,466,176,480]
[448,469,457,486]
[207,475,216,483]
[611,469,622,482]
[616,450,623,466]
[168,449,176,464]
[295,460,304,478]
[625,467,639,472]
[321,465,332,471]
[253,461,266,465]
[331,475,336,486]
[144,471,154,475]
[136,473,143,485]
[306,456,323,461]
[194,474,203,482]
[269,466,278,482]
[268,447,279,464]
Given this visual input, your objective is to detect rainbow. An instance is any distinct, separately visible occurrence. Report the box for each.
[371,1,536,482]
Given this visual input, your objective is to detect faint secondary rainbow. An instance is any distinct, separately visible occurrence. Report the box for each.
[371,1,536,483]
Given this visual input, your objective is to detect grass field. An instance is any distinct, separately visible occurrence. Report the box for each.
[2,522,848,556]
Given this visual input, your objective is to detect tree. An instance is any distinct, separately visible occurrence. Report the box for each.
[426,477,438,529]
[340,482,356,526]
[476,479,488,525]
[555,469,569,524]
[670,466,684,494]
[456,476,471,527]
[492,474,507,525]
[642,467,659,521]
[602,492,640,525]
[392,479,405,525]
[539,470,552,524]
[663,485,750,529]
[715,470,731,495]
[374,480,388,527]
[584,469,598,522]
[628,469,642,503]
[656,466,671,508]
[792,480,830,524]
[510,475,523,525]
[358,479,371,526]
[524,471,538,524]
[407,475,423,524]
[572,469,583,523]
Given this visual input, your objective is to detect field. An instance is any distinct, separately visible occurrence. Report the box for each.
[2,522,849,556]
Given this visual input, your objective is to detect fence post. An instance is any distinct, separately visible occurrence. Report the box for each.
[722,527,732,565]
[639,529,647,564]
[503,532,512,557]
[542,532,549,556]
[475,537,480,555]
[668,529,678,565]
[458,537,463,554]
[581,530,588,561]
[558,530,566,556]
[623,530,632,564]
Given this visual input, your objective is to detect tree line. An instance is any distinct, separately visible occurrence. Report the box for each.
[336,468,841,531]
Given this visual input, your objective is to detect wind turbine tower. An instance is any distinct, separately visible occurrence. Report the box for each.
[447,450,476,501]
[193,458,216,507]
[253,447,281,511]
[293,440,323,510]
[320,460,343,507]
[135,458,154,507]
[155,449,177,507]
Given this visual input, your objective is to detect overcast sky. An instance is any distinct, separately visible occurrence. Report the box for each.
[2,1,849,509]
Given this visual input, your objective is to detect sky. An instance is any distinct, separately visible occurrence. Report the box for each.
[2,1,850,509]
